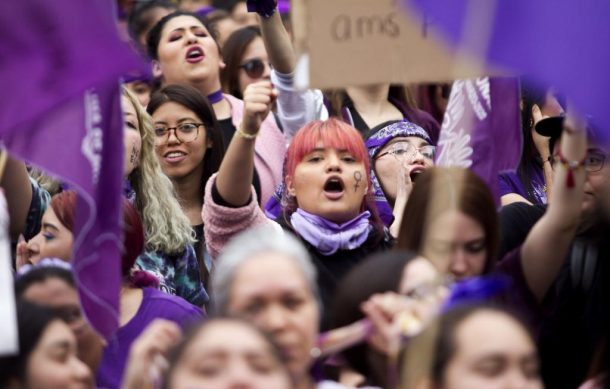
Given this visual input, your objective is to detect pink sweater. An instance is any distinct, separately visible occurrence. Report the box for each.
[203,173,273,259]
[224,94,286,206]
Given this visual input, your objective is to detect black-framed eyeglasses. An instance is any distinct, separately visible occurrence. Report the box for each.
[376,142,436,161]
[239,58,270,79]
[551,149,607,173]
[154,123,202,144]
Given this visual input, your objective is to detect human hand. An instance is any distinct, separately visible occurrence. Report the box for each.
[16,235,31,269]
[240,80,277,136]
[121,319,182,389]
[361,292,435,358]
[390,164,414,238]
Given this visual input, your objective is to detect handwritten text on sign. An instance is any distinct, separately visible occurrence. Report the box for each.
[296,0,494,89]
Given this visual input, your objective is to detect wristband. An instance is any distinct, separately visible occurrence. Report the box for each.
[247,0,276,18]
[554,144,586,188]
[236,126,258,140]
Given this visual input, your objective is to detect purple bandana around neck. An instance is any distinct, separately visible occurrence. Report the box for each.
[207,89,224,104]
[290,209,373,256]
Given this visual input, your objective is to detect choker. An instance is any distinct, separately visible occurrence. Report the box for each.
[207,89,224,104]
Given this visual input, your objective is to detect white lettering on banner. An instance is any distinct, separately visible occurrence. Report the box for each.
[437,80,474,168]
[82,89,103,184]
[465,79,488,121]
[477,77,491,109]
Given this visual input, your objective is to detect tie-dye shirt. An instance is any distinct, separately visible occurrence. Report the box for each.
[135,246,208,307]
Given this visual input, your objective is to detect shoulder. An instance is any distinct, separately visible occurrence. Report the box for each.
[142,287,204,319]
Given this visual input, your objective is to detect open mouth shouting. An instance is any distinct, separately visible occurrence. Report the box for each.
[185,46,204,63]
[323,176,345,200]
[409,166,426,182]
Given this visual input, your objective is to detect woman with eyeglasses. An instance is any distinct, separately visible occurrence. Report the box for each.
[147,84,226,286]
[221,26,272,100]
[366,120,436,237]
[147,11,286,206]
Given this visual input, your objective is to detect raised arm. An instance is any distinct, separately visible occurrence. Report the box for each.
[1,153,33,241]
[258,10,296,74]
[215,81,276,206]
[257,5,328,139]
[521,111,587,301]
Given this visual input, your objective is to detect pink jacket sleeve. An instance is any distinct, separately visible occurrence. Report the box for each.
[202,173,273,259]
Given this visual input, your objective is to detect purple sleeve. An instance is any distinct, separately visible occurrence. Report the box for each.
[498,170,527,198]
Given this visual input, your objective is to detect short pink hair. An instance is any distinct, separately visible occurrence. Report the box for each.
[285,118,371,182]
[282,119,384,237]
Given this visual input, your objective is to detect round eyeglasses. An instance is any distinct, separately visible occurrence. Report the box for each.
[154,123,202,145]
[376,142,436,161]
[239,58,271,79]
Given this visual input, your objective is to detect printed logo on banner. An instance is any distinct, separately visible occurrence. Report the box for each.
[82,89,103,184]
[437,78,491,168]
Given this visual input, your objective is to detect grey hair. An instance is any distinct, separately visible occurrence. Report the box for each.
[211,225,320,315]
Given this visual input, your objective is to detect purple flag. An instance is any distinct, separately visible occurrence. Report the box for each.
[436,77,521,204]
[0,0,146,339]
[403,0,610,141]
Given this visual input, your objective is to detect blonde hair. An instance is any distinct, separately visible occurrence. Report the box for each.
[123,87,195,253]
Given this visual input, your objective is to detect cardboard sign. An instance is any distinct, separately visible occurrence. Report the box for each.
[291,0,504,89]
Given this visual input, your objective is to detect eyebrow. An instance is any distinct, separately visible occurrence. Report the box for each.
[42,222,59,232]
[47,340,72,353]
[169,25,206,34]
[153,117,199,126]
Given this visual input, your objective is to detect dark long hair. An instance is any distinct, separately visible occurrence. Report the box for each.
[147,84,226,197]
[395,167,499,274]
[518,81,548,204]
[220,26,262,99]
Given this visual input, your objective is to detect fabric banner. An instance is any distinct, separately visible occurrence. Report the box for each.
[403,0,610,141]
[290,0,504,89]
[436,77,521,204]
[0,0,146,339]
[0,190,18,356]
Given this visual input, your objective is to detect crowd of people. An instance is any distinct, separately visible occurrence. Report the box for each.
[1,0,609,388]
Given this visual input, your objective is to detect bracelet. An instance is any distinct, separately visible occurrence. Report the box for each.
[555,144,586,188]
[235,126,258,140]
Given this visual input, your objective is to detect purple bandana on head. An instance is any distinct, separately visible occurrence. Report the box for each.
[290,209,373,256]
[365,120,432,227]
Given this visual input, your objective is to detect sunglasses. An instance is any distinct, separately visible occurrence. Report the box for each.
[239,58,270,79]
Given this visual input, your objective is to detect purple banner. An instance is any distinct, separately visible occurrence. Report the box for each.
[436,77,521,204]
[0,0,146,339]
[403,0,610,141]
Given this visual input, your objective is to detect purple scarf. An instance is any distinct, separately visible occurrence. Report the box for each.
[290,209,373,256]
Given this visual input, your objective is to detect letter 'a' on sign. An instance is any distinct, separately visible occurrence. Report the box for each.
[291,0,507,89]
